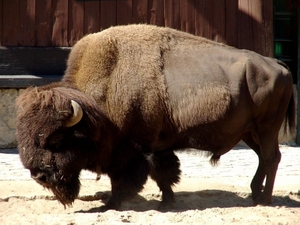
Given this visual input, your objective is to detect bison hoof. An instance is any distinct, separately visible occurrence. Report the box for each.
[98,198,122,212]
[158,200,175,211]
[252,195,272,206]
[98,205,112,212]
[98,203,121,212]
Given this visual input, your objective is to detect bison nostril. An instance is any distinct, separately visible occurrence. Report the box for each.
[31,171,48,184]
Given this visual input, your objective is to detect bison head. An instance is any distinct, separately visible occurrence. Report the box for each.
[16,84,111,207]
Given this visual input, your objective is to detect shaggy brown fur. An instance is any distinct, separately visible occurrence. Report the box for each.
[16,24,295,211]
[16,84,111,207]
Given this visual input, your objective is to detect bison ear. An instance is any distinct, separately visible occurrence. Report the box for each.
[65,100,83,127]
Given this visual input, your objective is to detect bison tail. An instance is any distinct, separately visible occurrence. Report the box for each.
[284,88,296,138]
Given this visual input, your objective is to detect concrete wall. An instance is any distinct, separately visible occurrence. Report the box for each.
[0,88,297,149]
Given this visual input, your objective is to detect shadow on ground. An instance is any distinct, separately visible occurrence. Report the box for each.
[76,189,300,213]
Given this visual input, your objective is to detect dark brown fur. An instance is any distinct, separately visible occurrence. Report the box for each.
[16,24,295,210]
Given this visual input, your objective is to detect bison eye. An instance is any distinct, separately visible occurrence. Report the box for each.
[45,132,64,152]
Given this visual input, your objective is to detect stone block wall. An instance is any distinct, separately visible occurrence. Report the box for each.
[0,89,23,148]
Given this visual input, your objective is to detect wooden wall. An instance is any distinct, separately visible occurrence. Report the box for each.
[0,0,273,56]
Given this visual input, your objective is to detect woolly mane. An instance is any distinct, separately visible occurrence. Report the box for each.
[62,24,225,131]
[16,84,107,145]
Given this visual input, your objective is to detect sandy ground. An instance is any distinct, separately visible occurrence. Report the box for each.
[0,145,299,225]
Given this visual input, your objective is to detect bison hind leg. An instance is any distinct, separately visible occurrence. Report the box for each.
[242,132,281,206]
[147,150,181,210]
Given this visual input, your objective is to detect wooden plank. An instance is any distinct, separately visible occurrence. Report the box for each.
[52,0,69,46]
[117,0,133,25]
[19,0,36,46]
[85,0,100,34]
[0,75,62,88]
[68,0,84,46]
[195,0,212,39]
[132,0,148,24]
[148,0,164,26]
[164,0,180,29]
[212,0,225,43]
[247,0,273,55]
[0,47,70,76]
[225,0,238,46]
[2,0,19,46]
[100,0,117,30]
[262,0,273,57]
[180,0,195,34]
[237,0,254,51]
[35,0,52,46]
[0,0,3,45]
[297,10,300,141]
[249,0,263,54]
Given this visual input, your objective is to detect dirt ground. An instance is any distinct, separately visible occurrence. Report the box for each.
[0,145,299,225]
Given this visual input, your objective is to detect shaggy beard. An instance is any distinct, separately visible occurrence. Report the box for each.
[47,177,81,208]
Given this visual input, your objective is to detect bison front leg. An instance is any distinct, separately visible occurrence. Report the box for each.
[147,150,181,210]
[101,152,150,211]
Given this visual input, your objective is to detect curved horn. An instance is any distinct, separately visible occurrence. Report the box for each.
[65,100,83,127]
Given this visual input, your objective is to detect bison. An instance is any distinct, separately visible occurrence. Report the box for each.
[16,24,295,211]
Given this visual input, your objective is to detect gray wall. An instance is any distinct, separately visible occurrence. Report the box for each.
[0,89,23,148]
